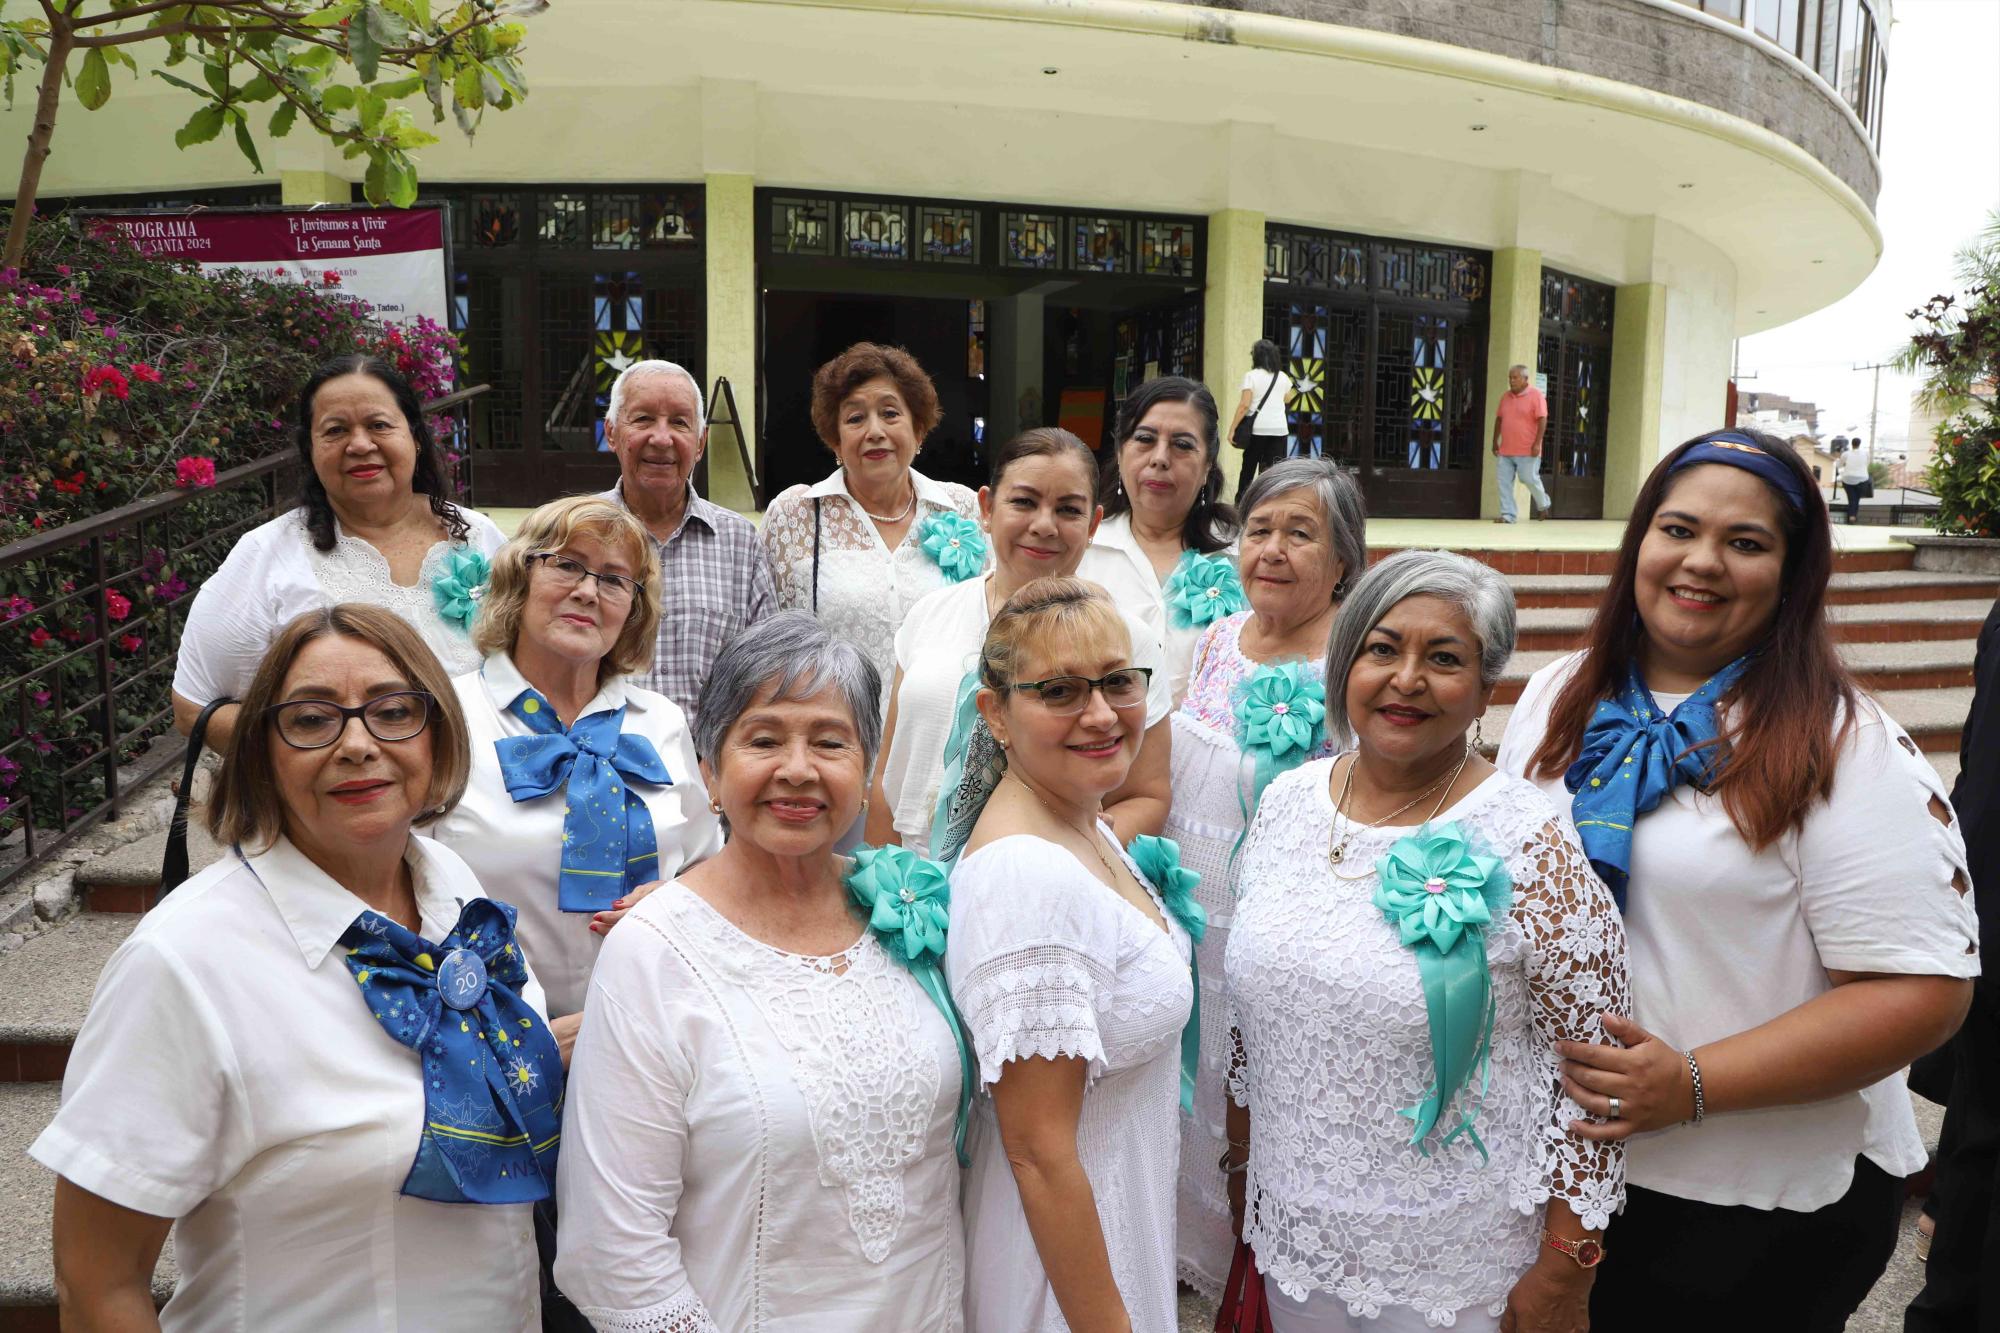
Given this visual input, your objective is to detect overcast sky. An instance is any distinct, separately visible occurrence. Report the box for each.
[1736,0,2000,451]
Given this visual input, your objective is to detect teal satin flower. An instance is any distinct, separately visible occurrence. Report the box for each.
[918,511,987,583]
[1129,834,1204,1116]
[1162,550,1247,632]
[1236,661,1326,764]
[1373,821,1512,956]
[845,843,951,966]
[431,547,490,632]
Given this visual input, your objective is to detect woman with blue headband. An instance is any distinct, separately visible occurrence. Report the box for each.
[1498,429,1979,1330]
[1225,550,1629,1332]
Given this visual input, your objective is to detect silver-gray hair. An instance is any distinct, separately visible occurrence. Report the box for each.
[693,612,883,770]
[1238,457,1369,600]
[1322,549,1516,750]
[1508,363,1531,376]
[606,359,706,433]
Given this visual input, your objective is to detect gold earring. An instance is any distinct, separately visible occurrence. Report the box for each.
[708,796,723,815]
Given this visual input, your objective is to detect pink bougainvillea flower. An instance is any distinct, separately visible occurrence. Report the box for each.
[117,633,143,653]
[130,362,162,384]
[27,627,50,648]
[1,595,32,622]
[175,457,218,489]
[81,365,130,401]
[104,589,131,622]
[51,471,85,495]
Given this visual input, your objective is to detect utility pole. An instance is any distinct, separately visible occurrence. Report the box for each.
[1853,360,1893,459]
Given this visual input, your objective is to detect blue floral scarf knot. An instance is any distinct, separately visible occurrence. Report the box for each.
[1163,550,1247,632]
[431,546,490,632]
[1130,834,1205,1116]
[1565,655,1748,910]
[338,897,564,1204]
[845,844,975,1166]
[1372,821,1513,1162]
[918,511,987,583]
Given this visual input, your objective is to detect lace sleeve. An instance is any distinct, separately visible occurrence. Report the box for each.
[1509,816,1630,1231]
[954,944,1112,1087]
[757,487,815,613]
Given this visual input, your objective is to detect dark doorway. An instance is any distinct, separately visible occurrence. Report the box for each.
[1537,269,1616,519]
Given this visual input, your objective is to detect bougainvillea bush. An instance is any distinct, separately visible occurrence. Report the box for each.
[0,212,459,841]
[1924,415,2000,539]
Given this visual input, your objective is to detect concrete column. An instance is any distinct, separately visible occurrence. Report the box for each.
[1480,247,1543,521]
[1605,282,1666,520]
[279,171,350,205]
[1203,208,1266,497]
[703,172,758,514]
[987,290,1046,446]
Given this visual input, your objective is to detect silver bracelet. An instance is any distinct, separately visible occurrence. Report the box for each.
[1685,1049,1706,1125]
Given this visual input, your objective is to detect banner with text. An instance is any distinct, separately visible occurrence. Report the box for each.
[90,208,447,330]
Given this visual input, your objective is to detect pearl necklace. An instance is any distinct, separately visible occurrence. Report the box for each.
[1326,745,1469,871]
[850,474,917,524]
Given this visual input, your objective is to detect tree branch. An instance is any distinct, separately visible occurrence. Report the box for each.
[69,0,192,29]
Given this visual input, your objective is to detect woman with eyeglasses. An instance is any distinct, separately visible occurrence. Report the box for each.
[429,496,722,1065]
[34,604,562,1331]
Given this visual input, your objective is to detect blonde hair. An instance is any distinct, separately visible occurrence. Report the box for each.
[978,576,1132,692]
[472,495,663,682]
[207,604,470,851]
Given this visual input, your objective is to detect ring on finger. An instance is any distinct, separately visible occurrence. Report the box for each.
[1609,1096,1622,1120]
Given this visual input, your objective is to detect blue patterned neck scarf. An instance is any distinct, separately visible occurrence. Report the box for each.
[338,898,564,1204]
[1565,656,1749,909]
[495,687,673,912]
[929,665,1007,869]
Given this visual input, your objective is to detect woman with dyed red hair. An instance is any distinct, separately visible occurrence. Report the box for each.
[1496,428,1979,1330]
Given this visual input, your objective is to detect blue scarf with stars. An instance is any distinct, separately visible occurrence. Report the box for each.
[1564,656,1748,909]
[495,687,674,912]
[338,898,564,1204]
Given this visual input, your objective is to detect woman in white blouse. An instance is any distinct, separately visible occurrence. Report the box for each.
[555,612,966,1331]
[1090,376,1242,703]
[760,341,983,708]
[1226,339,1296,506]
[1226,550,1629,1332]
[36,604,561,1331]
[1170,456,1366,1300]
[945,576,1197,1332]
[171,355,505,754]
[1495,430,1979,1330]
[431,494,722,1048]
[867,427,1174,857]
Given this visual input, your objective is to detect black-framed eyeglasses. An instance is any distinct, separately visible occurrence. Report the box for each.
[526,552,644,605]
[266,691,436,750]
[1009,667,1153,715]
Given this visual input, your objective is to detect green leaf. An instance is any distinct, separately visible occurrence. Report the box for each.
[451,63,480,108]
[74,48,110,110]
[173,103,226,148]
[359,89,385,131]
[231,112,264,173]
[201,57,227,99]
[348,16,380,83]
[268,99,297,137]
[323,84,356,112]
[362,150,389,204]
[238,74,277,103]
[374,75,423,98]
[363,3,408,48]
[151,69,209,96]
[386,156,417,208]
[301,0,363,27]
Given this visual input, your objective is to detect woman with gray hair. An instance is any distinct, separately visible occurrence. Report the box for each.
[1220,550,1630,1332]
[1168,455,1366,1297]
[555,611,969,1330]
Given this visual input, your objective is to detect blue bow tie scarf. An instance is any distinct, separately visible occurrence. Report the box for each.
[1564,656,1749,909]
[338,898,564,1204]
[495,692,674,912]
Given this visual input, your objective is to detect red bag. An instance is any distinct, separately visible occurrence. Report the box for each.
[1213,1240,1275,1333]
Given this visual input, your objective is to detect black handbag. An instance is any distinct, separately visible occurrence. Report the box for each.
[161,697,232,896]
[1232,372,1281,450]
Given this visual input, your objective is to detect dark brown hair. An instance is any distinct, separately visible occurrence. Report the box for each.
[1526,429,1857,849]
[295,355,470,553]
[988,426,1097,491]
[808,342,942,449]
[1098,376,1237,554]
[208,604,471,851]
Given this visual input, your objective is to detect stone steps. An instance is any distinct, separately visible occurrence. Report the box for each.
[1369,543,1919,577]
[66,823,223,916]
[1506,569,2000,610]
[1492,639,1979,705]
[1512,599,1995,653]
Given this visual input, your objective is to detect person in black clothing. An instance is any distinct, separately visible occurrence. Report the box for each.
[1908,597,2000,1332]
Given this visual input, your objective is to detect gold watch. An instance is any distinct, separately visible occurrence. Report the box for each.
[1543,1232,1604,1268]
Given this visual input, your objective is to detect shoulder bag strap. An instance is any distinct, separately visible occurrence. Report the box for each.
[161,696,233,896]
[1250,370,1280,421]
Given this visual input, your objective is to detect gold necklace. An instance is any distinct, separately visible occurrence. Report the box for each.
[1005,773,1123,884]
[1325,745,1470,868]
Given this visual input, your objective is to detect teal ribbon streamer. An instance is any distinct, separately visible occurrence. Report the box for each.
[431,546,490,631]
[1130,834,1206,1116]
[845,844,975,1167]
[1162,549,1248,632]
[1370,820,1513,1161]
[1230,661,1328,857]
[918,511,988,583]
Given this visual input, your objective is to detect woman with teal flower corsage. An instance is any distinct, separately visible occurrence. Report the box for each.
[1166,456,1368,1299]
[760,342,984,716]
[557,614,967,1331]
[1225,551,1629,1333]
[1089,376,1244,703]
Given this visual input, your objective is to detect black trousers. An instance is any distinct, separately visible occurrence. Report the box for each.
[1908,986,2000,1332]
[1589,1156,1903,1333]
[1234,435,1288,506]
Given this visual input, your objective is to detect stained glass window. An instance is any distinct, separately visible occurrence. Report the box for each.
[469,194,521,248]
[1412,248,1453,302]
[841,200,909,261]
[644,191,699,245]
[770,196,832,255]
[539,194,589,248]
[920,205,978,264]
[1141,220,1196,278]
[1072,216,1130,274]
[1000,211,1061,269]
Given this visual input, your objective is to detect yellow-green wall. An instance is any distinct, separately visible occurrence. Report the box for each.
[703,173,758,512]
[1203,208,1266,497]
[1605,282,1666,519]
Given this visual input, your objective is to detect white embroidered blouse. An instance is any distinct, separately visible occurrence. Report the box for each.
[554,881,965,1332]
[1224,762,1630,1325]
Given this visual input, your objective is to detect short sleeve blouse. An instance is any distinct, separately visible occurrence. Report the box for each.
[1495,652,1981,1210]
[172,505,506,706]
[1241,369,1292,436]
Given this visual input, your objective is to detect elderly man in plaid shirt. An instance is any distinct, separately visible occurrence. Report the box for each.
[598,360,776,725]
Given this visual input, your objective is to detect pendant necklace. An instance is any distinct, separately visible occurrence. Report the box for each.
[1007,772,1124,886]
[1326,744,1470,871]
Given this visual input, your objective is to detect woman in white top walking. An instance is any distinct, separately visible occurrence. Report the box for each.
[945,577,1199,1332]
[1227,339,1296,506]
[1496,428,1979,1331]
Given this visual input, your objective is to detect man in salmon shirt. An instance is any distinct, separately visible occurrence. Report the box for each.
[1491,363,1552,523]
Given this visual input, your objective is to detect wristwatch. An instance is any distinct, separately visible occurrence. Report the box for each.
[1543,1232,1605,1269]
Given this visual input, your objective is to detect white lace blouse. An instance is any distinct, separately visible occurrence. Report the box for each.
[1224,763,1629,1325]
[172,506,505,706]
[760,467,981,712]
[554,881,965,1332]
[945,830,1193,1333]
